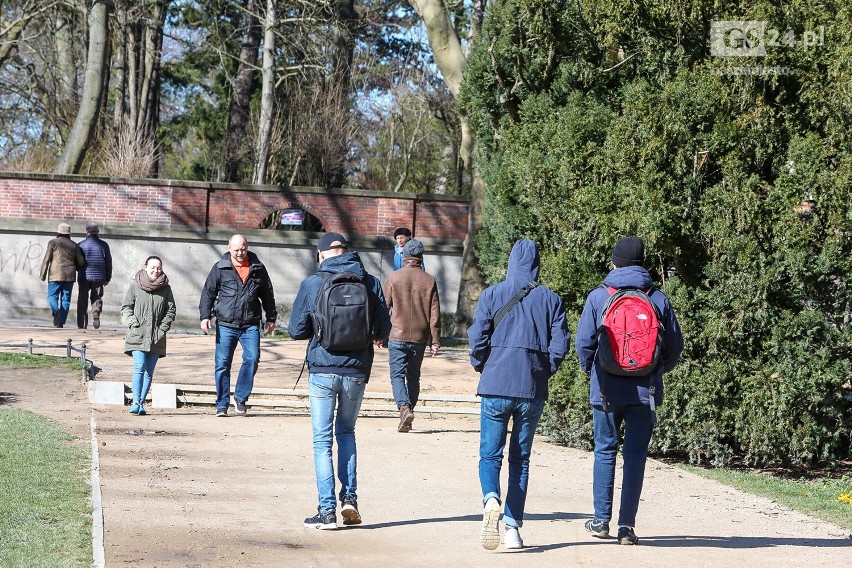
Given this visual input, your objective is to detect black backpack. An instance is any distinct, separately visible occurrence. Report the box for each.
[311,270,373,351]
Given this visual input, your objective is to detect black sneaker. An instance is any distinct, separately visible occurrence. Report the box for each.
[618,526,638,545]
[216,408,228,417]
[235,400,247,415]
[585,518,610,538]
[304,508,337,530]
[341,495,362,526]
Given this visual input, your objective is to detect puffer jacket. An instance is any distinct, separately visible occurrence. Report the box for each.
[468,239,570,401]
[288,251,391,380]
[78,235,113,284]
[382,258,440,346]
[39,236,84,282]
[121,281,176,357]
[575,265,684,408]
[198,251,277,328]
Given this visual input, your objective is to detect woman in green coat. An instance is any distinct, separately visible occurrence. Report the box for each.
[121,256,176,415]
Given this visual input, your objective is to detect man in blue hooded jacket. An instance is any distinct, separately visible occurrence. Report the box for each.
[575,236,683,545]
[289,232,391,530]
[468,239,570,550]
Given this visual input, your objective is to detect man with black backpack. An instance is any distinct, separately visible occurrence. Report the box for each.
[288,232,391,530]
[575,236,683,545]
[468,239,570,550]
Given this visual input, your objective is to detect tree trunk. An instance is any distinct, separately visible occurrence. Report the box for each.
[252,0,276,185]
[409,0,487,336]
[54,12,76,108]
[220,0,261,183]
[55,0,110,174]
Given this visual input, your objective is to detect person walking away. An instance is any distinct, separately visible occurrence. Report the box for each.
[39,223,85,328]
[392,227,424,270]
[575,236,683,545]
[288,232,391,530]
[77,221,113,329]
[468,239,569,550]
[199,234,277,417]
[121,256,176,415]
[382,238,440,432]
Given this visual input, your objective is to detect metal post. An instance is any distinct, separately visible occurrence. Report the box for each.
[80,343,88,383]
[66,338,72,358]
[28,338,33,355]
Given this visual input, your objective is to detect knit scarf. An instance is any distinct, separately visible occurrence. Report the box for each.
[135,269,169,292]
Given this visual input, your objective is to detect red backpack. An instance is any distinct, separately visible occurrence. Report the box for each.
[597,286,664,377]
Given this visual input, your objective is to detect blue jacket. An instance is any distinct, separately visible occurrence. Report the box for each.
[288,251,391,380]
[468,240,570,400]
[78,235,112,284]
[393,243,424,271]
[575,266,684,407]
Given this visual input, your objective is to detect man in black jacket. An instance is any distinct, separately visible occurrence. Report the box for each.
[76,221,112,329]
[199,234,277,417]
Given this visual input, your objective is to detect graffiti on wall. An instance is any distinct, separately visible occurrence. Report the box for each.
[0,241,44,275]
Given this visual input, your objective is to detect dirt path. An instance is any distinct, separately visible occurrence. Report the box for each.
[1,323,850,567]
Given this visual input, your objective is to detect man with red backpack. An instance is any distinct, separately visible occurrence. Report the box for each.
[575,236,683,545]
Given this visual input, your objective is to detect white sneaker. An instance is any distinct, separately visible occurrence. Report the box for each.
[504,526,523,549]
[480,497,501,550]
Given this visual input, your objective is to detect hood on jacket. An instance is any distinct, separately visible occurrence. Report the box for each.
[602,265,653,290]
[318,251,366,279]
[506,239,540,284]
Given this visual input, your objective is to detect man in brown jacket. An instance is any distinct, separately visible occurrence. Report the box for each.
[382,239,441,432]
[39,223,85,328]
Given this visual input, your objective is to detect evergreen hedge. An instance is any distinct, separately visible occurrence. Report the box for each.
[460,0,851,465]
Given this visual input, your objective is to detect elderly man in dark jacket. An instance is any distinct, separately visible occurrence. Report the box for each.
[468,239,570,551]
[289,232,391,531]
[575,236,683,546]
[77,221,113,329]
[199,234,277,417]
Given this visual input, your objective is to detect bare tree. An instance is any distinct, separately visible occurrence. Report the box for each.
[409,0,487,335]
[252,0,276,185]
[55,0,110,174]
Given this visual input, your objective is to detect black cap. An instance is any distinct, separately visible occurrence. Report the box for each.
[612,237,645,267]
[317,232,349,253]
[393,227,412,238]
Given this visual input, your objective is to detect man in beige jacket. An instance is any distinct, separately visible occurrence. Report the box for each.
[382,239,441,432]
[39,223,85,328]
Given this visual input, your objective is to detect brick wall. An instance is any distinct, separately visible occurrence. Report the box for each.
[0,174,469,241]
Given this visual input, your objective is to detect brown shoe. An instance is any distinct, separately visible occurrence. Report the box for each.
[398,405,414,433]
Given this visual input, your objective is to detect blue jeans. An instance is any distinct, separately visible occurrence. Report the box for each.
[47,281,74,326]
[308,373,366,512]
[479,395,545,528]
[131,351,160,404]
[592,404,655,527]
[388,340,426,410]
[214,323,260,410]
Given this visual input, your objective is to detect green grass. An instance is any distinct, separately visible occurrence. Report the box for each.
[680,464,852,532]
[0,352,88,373]
[0,409,92,567]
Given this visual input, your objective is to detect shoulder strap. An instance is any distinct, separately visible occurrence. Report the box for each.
[493,281,538,329]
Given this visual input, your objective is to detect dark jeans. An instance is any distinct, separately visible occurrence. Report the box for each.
[592,404,655,528]
[388,340,427,410]
[77,280,106,329]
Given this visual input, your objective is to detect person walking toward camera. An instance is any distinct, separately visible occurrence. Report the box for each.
[288,232,391,530]
[382,238,440,432]
[121,256,176,416]
[199,234,277,417]
[468,239,569,550]
[575,236,683,545]
[39,223,85,328]
[392,227,424,270]
[77,221,113,329]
